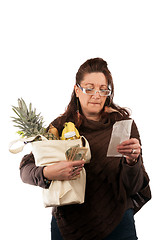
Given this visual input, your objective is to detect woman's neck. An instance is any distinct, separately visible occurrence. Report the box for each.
[84,113,101,122]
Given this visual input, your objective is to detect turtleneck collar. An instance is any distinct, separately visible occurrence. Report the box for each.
[80,115,112,132]
[79,106,125,132]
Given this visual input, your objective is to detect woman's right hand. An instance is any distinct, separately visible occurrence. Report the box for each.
[43,160,85,181]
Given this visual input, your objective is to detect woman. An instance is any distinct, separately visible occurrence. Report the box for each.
[20,58,151,240]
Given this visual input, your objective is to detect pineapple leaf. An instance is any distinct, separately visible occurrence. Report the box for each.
[12,107,21,118]
[29,103,32,113]
[11,98,45,138]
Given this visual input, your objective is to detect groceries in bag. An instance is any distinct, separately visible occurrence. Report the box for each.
[9,98,91,207]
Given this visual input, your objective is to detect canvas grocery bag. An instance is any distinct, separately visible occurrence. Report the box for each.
[32,136,91,207]
[9,136,91,207]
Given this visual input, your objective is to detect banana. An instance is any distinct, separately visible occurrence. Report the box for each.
[61,122,80,140]
[48,124,60,139]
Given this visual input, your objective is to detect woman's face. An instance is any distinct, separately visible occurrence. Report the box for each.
[74,72,108,120]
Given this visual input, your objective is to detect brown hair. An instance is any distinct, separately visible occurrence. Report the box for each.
[59,58,130,127]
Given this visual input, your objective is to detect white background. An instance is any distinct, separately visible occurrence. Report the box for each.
[0,0,159,239]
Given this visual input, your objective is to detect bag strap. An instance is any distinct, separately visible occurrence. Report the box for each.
[80,136,91,163]
[9,135,47,154]
[9,135,91,162]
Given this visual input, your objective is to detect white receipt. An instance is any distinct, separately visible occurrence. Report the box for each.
[107,119,133,157]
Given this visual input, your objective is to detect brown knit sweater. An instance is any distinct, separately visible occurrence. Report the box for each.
[20,114,151,240]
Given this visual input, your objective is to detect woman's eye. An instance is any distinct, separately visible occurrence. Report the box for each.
[86,88,93,91]
[85,88,94,94]
[100,89,107,92]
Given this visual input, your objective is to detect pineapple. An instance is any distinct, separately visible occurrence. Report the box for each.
[11,98,59,141]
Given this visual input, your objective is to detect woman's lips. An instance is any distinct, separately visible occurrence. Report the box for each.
[89,102,101,105]
[89,102,101,104]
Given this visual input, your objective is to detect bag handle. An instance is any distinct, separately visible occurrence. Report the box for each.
[9,135,91,162]
[9,135,47,154]
[80,136,91,163]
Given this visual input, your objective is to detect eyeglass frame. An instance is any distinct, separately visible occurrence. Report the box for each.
[77,84,111,97]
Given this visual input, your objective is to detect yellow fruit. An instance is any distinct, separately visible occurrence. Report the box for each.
[48,124,60,139]
[61,122,80,140]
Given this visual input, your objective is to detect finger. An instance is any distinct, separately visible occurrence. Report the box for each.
[118,138,139,146]
[118,149,141,157]
[71,160,85,167]
[69,170,81,180]
[117,143,140,151]
[118,142,140,150]
[123,152,140,159]
[117,147,141,154]
[68,165,83,177]
[70,174,80,180]
[69,167,73,173]
[72,166,83,173]
[117,139,141,152]
[123,152,140,157]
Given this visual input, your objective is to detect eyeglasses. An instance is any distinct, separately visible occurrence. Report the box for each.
[77,84,111,97]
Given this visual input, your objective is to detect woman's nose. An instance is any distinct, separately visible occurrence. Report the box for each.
[92,90,101,98]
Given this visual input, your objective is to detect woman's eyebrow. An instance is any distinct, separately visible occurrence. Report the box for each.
[83,83,94,86]
[83,83,107,87]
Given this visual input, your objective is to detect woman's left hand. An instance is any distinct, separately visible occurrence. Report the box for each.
[117,138,141,164]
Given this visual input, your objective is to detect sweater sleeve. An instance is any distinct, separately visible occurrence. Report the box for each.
[121,155,144,196]
[19,152,49,189]
[121,120,145,197]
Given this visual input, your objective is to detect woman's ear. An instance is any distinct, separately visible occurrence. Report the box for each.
[74,85,79,98]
